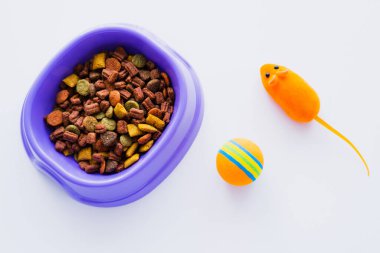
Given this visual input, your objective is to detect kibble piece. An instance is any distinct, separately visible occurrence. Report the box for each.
[124,100,140,112]
[105,57,121,72]
[161,72,170,85]
[114,103,128,119]
[102,69,118,84]
[63,149,73,156]
[56,90,70,104]
[124,153,140,169]
[120,135,133,147]
[139,140,154,153]
[146,79,160,93]
[62,74,79,87]
[83,116,98,132]
[76,79,90,96]
[77,147,92,161]
[95,123,107,133]
[100,131,117,147]
[105,106,114,118]
[101,118,116,131]
[55,140,66,152]
[65,124,80,135]
[86,132,96,144]
[148,108,163,118]
[138,133,152,145]
[92,52,106,70]
[105,160,118,173]
[126,142,138,157]
[138,124,158,133]
[116,120,128,134]
[146,114,165,131]
[129,108,144,120]
[46,110,63,127]
[132,54,147,68]
[109,90,121,107]
[94,112,105,120]
[127,124,144,137]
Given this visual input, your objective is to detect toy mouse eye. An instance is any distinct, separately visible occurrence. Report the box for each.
[265,73,270,78]
[274,65,279,70]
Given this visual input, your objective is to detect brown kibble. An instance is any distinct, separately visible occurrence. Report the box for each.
[114,143,123,157]
[56,90,70,104]
[95,123,107,134]
[116,120,128,134]
[142,88,155,100]
[105,58,121,72]
[102,69,118,84]
[148,108,163,118]
[146,79,160,93]
[111,47,127,61]
[139,70,151,81]
[142,97,155,111]
[99,159,106,174]
[100,131,117,147]
[96,89,110,99]
[95,139,109,152]
[99,100,110,112]
[161,72,170,85]
[55,140,66,152]
[109,90,121,107]
[46,110,63,127]
[78,134,87,147]
[150,69,160,79]
[129,108,144,119]
[133,87,144,102]
[167,87,175,101]
[62,131,79,143]
[119,90,132,100]
[122,61,139,76]
[138,134,152,145]
[155,92,164,104]
[86,132,96,144]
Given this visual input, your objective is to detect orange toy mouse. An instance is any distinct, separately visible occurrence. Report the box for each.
[260,64,370,176]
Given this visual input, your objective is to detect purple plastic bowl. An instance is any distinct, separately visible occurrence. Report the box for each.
[21,24,204,207]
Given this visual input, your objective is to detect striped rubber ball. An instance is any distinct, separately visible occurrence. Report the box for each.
[216,138,264,186]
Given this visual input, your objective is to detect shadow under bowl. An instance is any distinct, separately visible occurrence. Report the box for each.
[21,24,204,207]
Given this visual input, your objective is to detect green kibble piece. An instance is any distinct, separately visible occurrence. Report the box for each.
[76,79,90,96]
[65,124,80,135]
[132,54,146,68]
[101,118,116,131]
[120,135,133,147]
[95,112,105,120]
[125,100,139,112]
[105,106,114,118]
[83,116,98,132]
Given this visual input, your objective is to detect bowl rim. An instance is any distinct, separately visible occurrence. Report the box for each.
[21,24,204,188]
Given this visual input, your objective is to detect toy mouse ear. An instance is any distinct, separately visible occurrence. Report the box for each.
[277,69,288,78]
[268,75,278,86]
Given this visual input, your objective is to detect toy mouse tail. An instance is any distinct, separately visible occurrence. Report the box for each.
[315,115,370,176]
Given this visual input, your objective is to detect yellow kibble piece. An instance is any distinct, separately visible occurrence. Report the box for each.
[92,52,106,70]
[63,149,72,156]
[138,124,158,133]
[114,103,128,119]
[127,124,144,137]
[77,147,92,161]
[124,153,140,169]
[63,73,79,87]
[146,114,165,131]
[126,142,138,157]
[139,140,154,153]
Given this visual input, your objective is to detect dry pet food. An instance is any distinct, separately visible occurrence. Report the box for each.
[45,47,175,174]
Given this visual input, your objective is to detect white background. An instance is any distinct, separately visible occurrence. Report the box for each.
[1,0,380,252]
